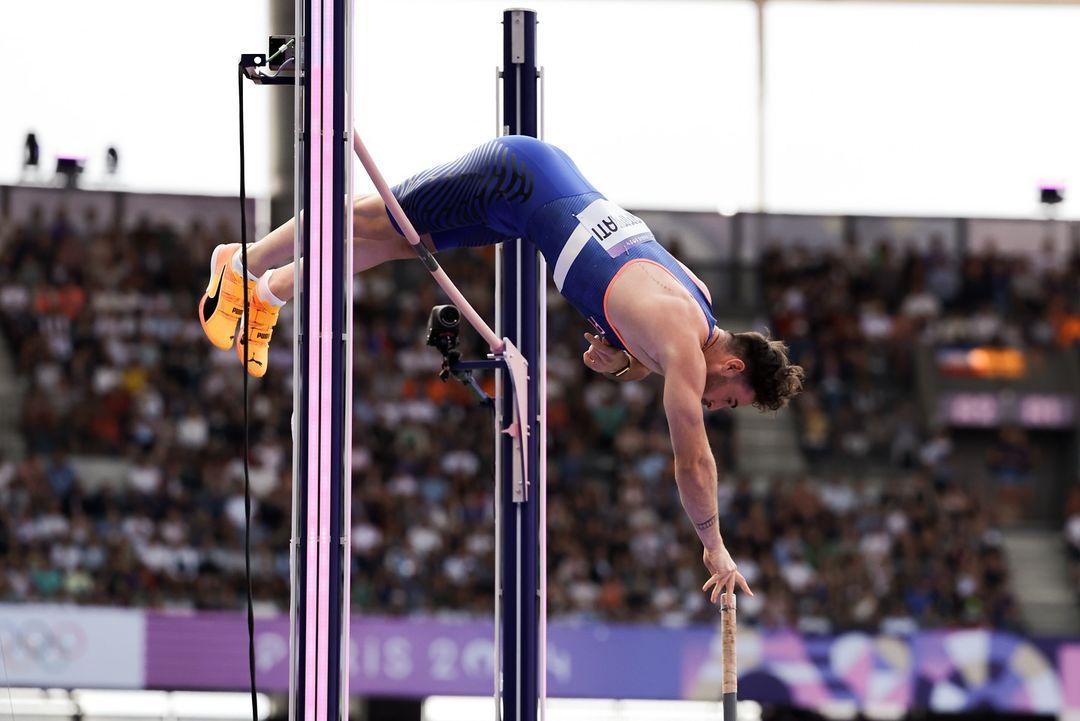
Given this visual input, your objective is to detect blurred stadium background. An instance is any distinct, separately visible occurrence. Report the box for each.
[3,1,1079,720]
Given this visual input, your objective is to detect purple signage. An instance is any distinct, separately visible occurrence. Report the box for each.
[937,391,1075,429]
[144,612,1078,714]
[146,613,683,699]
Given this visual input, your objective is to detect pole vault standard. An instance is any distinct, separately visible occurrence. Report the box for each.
[496,9,545,721]
[290,0,352,719]
[239,16,351,721]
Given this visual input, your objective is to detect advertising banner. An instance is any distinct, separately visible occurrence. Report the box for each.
[0,604,144,688]
[143,611,1077,714]
[3,605,1071,715]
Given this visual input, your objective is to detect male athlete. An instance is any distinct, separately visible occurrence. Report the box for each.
[198,135,804,604]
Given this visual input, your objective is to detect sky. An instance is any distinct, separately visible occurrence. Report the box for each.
[6,0,1080,218]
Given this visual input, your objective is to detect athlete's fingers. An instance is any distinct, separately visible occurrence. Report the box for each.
[583,349,608,372]
[585,339,618,363]
[702,575,718,593]
[710,572,730,603]
[584,332,614,351]
[736,572,753,596]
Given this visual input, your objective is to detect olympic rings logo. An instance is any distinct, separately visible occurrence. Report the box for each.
[0,618,88,672]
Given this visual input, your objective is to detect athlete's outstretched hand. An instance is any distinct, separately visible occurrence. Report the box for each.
[701,544,753,604]
[582,332,627,374]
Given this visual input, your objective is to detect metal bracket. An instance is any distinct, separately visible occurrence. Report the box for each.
[443,358,499,408]
[510,9,526,63]
[436,344,528,500]
[499,338,530,502]
[240,35,296,86]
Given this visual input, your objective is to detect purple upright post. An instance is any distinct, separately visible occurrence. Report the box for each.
[497,8,545,721]
[290,0,353,719]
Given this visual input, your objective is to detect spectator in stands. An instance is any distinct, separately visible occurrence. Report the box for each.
[987,426,1035,523]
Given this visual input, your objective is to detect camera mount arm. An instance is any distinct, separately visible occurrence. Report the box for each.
[240,36,296,86]
[426,305,500,407]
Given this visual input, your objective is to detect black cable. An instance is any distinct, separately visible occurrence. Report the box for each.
[237,63,259,721]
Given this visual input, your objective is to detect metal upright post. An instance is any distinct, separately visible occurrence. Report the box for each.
[290,0,353,719]
[496,8,543,721]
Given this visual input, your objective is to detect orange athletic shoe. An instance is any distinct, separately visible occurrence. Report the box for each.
[198,243,254,350]
[235,293,282,378]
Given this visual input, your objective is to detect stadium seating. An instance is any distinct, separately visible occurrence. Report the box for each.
[0,204,1030,631]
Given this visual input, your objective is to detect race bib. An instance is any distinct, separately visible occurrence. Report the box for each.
[574,199,652,258]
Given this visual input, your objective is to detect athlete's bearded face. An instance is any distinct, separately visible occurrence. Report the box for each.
[702,361,755,411]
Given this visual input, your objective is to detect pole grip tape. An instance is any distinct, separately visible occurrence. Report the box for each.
[414,243,440,273]
[720,592,737,699]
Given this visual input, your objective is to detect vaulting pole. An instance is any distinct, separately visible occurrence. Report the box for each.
[496,8,545,721]
[290,0,353,718]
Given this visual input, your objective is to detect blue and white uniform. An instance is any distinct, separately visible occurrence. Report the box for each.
[389,135,716,351]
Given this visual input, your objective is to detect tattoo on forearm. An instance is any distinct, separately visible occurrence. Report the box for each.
[695,514,717,531]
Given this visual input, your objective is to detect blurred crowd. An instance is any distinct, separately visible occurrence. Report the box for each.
[0,206,1023,631]
[761,236,1080,467]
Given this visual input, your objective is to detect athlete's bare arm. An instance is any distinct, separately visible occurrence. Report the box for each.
[609,354,651,382]
[660,344,719,544]
[659,337,754,601]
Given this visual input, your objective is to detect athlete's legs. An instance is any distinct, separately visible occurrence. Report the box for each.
[263,235,416,302]
[243,194,426,277]
[236,139,516,304]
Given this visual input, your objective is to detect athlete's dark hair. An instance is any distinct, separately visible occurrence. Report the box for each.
[729,331,805,412]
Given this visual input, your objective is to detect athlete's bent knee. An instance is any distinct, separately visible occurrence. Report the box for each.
[352,194,397,241]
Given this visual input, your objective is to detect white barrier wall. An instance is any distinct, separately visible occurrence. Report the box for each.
[0,605,144,688]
